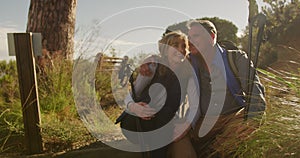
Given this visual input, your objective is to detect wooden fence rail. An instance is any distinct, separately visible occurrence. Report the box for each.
[96,53,128,72]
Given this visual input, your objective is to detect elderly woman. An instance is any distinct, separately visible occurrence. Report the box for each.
[122,31,199,158]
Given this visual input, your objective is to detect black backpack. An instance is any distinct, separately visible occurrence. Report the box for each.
[219,40,245,86]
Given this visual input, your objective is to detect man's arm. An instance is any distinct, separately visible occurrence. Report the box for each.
[138,55,159,76]
[235,51,266,116]
[124,55,159,113]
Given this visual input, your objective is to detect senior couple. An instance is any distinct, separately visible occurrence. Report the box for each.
[121,19,266,158]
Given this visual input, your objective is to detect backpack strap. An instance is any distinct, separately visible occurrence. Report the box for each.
[227,50,239,79]
[221,48,245,106]
[227,50,250,89]
[218,40,240,81]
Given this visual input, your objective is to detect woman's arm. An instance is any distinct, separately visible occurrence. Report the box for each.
[186,77,201,127]
[173,77,200,141]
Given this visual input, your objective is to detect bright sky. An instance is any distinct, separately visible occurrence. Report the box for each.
[0,0,265,60]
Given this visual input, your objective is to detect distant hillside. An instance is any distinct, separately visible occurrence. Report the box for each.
[268,42,300,73]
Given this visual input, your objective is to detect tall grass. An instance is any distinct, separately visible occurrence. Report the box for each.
[213,68,300,157]
[0,58,96,154]
[1,56,299,156]
[37,56,75,114]
[37,55,96,152]
[0,61,24,153]
[240,68,300,157]
[0,55,120,154]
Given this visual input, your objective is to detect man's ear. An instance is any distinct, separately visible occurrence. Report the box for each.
[209,33,216,46]
[211,33,215,40]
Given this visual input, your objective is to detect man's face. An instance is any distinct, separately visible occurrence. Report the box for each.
[188,24,215,63]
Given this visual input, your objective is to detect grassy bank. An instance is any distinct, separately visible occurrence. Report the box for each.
[0,59,299,157]
[236,68,300,157]
[213,68,300,157]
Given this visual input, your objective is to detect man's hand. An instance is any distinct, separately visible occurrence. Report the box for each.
[139,55,158,76]
[139,63,153,76]
[128,102,156,120]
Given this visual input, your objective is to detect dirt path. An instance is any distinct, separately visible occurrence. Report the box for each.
[51,140,142,158]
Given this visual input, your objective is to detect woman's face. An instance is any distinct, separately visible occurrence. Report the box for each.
[166,39,186,65]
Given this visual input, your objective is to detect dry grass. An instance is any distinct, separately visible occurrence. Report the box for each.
[0,58,299,157]
[211,68,300,157]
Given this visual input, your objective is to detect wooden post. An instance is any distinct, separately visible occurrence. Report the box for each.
[12,33,43,154]
[97,53,104,71]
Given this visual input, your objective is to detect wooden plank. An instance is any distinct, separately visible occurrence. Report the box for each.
[102,60,122,63]
[103,56,123,60]
[13,33,43,154]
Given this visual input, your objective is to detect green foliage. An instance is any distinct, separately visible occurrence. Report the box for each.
[0,61,19,103]
[95,71,114,106]
[249,0,259,20]
[262,0,300,44]
[239,0,300,67]
[41,113,94,152]
[0,58,90,153]
[201,17,239,44]
[0,106,24,153]
[165,17,239,44]
[37,58,76,115]
[0,61,23,153]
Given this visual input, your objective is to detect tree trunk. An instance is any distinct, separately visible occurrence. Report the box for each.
[26,0,77,60]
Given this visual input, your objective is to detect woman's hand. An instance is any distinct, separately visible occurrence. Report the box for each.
[173,121,191,142]
[128,102,156,120]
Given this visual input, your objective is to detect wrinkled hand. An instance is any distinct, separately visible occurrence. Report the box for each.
[173,122,191,142]
[139,55,157,76]
[128,102,156,120]
[139,63,153,76]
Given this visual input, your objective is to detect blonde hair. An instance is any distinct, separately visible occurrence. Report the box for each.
[157,31,190,76]
[158,31,189,59]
